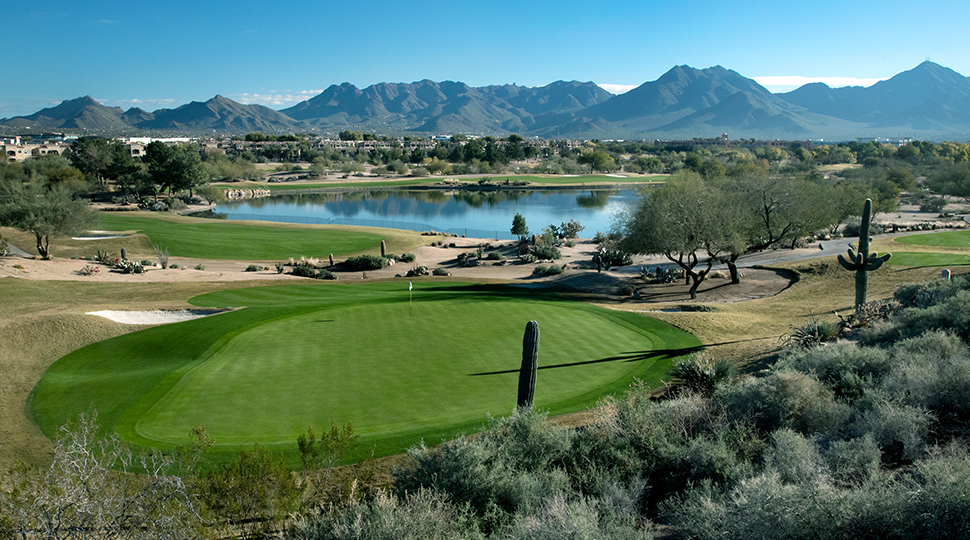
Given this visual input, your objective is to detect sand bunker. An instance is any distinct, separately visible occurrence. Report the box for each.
[86,309,231,325]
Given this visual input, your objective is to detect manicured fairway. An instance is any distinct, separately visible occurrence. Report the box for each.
[894,230,970,248]
[30,281,699,464]
[885,252,970,267]
[97,212,387,259]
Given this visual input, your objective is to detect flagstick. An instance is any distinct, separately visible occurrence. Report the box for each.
[409,281,413,318]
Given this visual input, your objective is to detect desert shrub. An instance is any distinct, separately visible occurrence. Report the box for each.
[394,408,573,534]
[486,251,504,261]
[432,267,451,276]
[139,259,153,266]
[824,435,882,487]
[668,355,737,397]
[763,429,826,485]
[559,219,585,239]
[291,264,317,278]
[343,255,387,271]
[843,218,885,237]
[167,197,187,211]
[75,265,101,276]
[717,372,851,436]
[920,197,947,213]
[774,341,892,402]
[406,266,429,277]
[194,263,205,271]
[274,261,285,274]
[868,289,970,344]
[531,265,564,277]
[244,264,264,272]
[878,331,970,423]
[153,244,169,269]
[169,263,180,269]
[114,260,144,274]
[850,400,932,463]
[399,253,416,263]
[519,253,538,264]
[293,489,483,540]
[316,269,336,280]
[781,315,839,349]
[531,244,561,260]
[503,492,654,540]
[594,247,633,270]
[894,275,970,308]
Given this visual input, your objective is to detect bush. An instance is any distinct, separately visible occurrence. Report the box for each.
[194,263,205,271]
[531,245,562,260]
[432,267,451,276]
[343,255,387,271]
[316,268,337,280]
[668,355,737,397]
[114,260,144,274]
[293,489,482,540]
[781,315,839,349]
[486,251,504,261]
[406,266,429,277]
[531,265,564,277]
[519,253,538,264]
[291,264,317,278]
[920,197,947,213]
[399,253,416,263]
[244,264,264,272]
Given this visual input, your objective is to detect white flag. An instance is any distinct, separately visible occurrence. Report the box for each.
[409,280,413,291]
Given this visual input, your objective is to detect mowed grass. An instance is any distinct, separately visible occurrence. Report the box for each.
[886,252,970,267]
[96,212,421,260]
[894,229,970,248]
[29,281,699,464]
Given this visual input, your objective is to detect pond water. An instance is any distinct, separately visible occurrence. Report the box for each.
[215,188,640,239]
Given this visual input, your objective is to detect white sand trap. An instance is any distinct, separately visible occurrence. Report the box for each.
[86,309,231,325]
[605,174,629,178]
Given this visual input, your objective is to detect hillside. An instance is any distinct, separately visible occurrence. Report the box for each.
[4,61,970,139]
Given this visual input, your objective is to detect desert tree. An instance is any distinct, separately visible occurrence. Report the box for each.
[621,171,734,299]
[0,178,96,259]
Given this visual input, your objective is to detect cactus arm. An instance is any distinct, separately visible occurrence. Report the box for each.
[839,199,891,308]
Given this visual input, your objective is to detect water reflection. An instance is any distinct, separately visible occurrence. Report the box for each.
[217,188,638,239]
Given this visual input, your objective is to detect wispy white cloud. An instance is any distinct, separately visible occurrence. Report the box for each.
[753,76,887,93]
[229,90,325,108]
[598,84,638,95]
[98,98,178,110]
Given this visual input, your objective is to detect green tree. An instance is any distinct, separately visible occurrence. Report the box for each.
[67,137,138,190]
[338,130,363,141]
[145,142,209,197]
[511,213,529,240]
[0,180,96,258]
[622,172,733,299]
[577,150,615,173]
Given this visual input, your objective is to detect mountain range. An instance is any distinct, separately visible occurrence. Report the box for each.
[4,61,970,141]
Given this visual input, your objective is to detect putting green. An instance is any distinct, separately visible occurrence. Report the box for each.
[30,282,700,462]
[894,230,970,248]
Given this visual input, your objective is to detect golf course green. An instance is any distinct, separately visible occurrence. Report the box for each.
[30,281,700,463]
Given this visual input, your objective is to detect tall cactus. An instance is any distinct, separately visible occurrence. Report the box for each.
[838,198,891,308]
[380,240,386,258]
[517,321,539,408]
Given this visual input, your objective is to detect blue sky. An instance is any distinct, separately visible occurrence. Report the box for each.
[2,0,967,117]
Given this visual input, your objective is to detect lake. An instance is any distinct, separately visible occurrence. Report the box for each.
[215,188,641,239]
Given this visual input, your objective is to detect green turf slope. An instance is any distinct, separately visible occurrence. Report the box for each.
[30,281,699,463]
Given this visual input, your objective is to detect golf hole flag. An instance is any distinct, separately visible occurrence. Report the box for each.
[409,280,413,316]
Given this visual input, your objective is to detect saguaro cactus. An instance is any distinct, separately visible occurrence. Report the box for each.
[517,321,539,408]
[380,240,386,258]
[838,198,891,308]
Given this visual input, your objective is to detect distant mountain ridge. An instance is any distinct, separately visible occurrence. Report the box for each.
[4,62,970,140]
